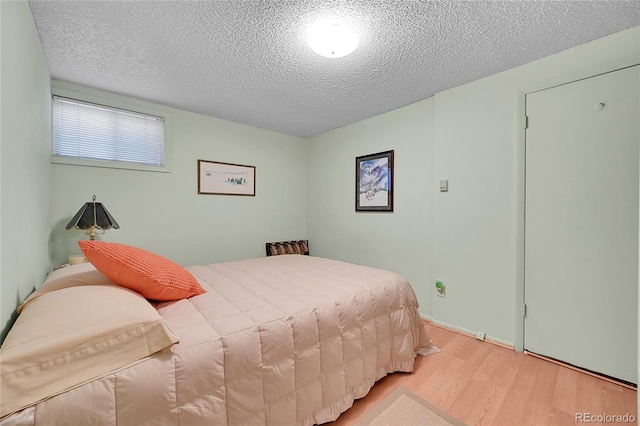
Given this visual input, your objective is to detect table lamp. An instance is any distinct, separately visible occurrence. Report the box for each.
[65,195,120,240]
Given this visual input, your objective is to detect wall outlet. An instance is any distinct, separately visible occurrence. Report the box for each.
[476,331,486,341]
[435,280,445,298]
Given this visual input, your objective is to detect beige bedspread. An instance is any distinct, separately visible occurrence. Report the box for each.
[1,255,432,425]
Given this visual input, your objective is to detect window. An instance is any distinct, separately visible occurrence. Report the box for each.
[52,95,167,170]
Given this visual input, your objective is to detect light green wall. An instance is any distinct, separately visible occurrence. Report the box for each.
[50,84,307,267]
[307,99,435,317]
[0,0,52,340]
[307,27,640,347]
[2,0,638,368]
[433,26,639,347]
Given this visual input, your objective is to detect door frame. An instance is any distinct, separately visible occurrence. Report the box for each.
[513,56,640,352]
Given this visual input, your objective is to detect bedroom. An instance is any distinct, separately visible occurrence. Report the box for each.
[1,0,639,424]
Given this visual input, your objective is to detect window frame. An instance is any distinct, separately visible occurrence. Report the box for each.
[51,83,171,173]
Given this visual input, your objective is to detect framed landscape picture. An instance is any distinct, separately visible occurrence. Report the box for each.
[198,159,256,196]
[355,150,394,212]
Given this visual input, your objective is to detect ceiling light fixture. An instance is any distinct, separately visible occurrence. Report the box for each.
[307,20,359,58]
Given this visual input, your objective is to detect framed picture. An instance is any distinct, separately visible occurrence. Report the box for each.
[355,150,394,212]
[198,159,256,196]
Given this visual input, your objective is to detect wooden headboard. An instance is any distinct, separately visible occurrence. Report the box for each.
[265,240,309,256]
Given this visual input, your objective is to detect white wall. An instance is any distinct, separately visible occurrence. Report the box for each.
[0,0,52,340]
[50,84,307,267]
[433,26,640,346]
[307,99,435,317]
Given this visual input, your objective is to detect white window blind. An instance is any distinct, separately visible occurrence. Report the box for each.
[52,96,165,167]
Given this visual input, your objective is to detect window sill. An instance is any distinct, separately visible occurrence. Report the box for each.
[52,156,171,173]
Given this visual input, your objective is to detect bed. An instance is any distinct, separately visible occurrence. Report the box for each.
[0,241,434,425]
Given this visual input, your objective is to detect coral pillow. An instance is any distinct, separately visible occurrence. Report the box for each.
[78,240,205,301]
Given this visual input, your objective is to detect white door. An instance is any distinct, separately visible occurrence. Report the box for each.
[524,66,639,384]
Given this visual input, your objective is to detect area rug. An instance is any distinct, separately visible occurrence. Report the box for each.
[354,386,466,426]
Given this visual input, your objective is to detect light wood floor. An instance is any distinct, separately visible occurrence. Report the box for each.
[331,321,637,426]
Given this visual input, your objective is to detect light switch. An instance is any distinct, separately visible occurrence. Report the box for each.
[439,180,448,192]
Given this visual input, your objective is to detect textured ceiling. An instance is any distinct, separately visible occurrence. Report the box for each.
[29,1,640,138]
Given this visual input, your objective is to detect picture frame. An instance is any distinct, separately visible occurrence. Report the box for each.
[355,150,394,212]
[197,159,256,196]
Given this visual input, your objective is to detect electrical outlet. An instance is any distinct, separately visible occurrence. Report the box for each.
[435,280,445,298]
[476,331,486,341]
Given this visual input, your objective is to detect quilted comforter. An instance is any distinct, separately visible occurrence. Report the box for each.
[1,255,432,425]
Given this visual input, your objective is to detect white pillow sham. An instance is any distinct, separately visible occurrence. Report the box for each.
[18,262,114,312]
[1,282,179,418]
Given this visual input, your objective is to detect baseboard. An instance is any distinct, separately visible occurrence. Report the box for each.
[423,317,515,350]
[422,315,636,390]
[419,313,432,321]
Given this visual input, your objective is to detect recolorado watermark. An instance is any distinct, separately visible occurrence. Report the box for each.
[575,413,636,423]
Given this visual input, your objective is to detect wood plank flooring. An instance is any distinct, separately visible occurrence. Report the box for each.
[331,321,637,425]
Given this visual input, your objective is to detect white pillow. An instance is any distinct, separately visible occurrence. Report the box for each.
[18,262,114,312]
[1,284,179,418]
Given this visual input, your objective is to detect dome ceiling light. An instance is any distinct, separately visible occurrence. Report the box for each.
[307,19,359,58]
